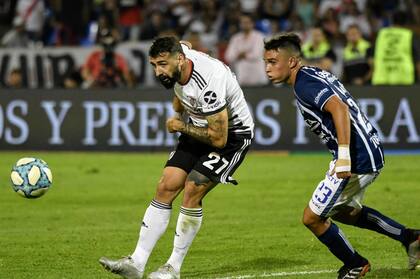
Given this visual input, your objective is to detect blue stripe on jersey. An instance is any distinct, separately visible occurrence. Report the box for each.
[294,66,384,173]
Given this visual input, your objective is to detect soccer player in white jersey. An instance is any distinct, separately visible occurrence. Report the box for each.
[99,36,254,279]
[263,33,420,279]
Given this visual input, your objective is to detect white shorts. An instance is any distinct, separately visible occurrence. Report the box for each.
[309,160,380,218]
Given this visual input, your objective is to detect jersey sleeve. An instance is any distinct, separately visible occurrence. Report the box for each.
[197,73,227,115]
[295,78,335,111]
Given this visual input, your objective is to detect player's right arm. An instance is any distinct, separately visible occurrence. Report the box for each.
[166,108,228,149]
[172,96,184,116]
[323,96,352,179]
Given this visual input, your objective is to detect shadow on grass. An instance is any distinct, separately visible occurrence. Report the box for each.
[183,257,309,278]
[369,267,419,279]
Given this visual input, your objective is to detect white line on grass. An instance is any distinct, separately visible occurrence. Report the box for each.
[215,269,336,279]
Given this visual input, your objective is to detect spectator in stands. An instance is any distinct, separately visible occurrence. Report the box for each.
[63,70,83,89]
[6,68,23,88]
[81,30,133,88]
[219,0,242,42]
[342,24,372,85]
[167,0,195,38]
[183,31,210,54]
[288,14,309,41]
[119,0,143,41]
[339,0,371,38]
[225,13,268,86]
[47,0,90,46]
[319,7,341,45]
[184,0,221,54]
[371,10,420,85]
[258,0,293,22]
[98,0,119,30]
[302,26,337,72]
[1,16,29,47]
[139,9,170,41]
[317,0,341,18]
[15,0,45,43]
[295,0,316,28]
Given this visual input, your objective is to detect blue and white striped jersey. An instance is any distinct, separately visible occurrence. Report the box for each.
[294,66,384,173]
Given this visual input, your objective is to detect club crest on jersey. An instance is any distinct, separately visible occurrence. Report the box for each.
[203,91,218,105]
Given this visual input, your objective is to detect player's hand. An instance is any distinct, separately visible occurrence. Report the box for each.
[334,158,352,179]
[333,144,352,179]
[166,117,185,133]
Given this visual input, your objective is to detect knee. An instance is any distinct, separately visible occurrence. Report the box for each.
[302,214,316,228]
[302,208,323,229]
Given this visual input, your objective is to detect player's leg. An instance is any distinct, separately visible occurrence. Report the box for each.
[332,205,420,270]
[100,135,197,278]
[166,171,217,272]
[148,170,216,279]
[130,167,187,268]
[150,133,252,278]
[330,170,420,270]
[304,162,371,278]
[99,166,187,278]
[302,206,370,278]
[330,172,408,243]
[332,204,409,244]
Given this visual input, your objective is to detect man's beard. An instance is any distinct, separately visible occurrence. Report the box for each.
[158,69,181,89]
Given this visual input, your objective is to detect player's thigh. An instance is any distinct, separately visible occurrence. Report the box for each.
[155,166,188,203]
[309,161,379,218]
[157,135,209,203]
[193,133,252,185]
[182,170,218,207]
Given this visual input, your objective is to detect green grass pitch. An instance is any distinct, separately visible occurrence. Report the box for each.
[0,151,419,279]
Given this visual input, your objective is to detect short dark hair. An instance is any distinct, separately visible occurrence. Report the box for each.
[264,33,302,57]
[149,36,184,57]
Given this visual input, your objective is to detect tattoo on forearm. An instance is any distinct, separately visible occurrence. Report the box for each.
[208,116,226,136]
[181,113,227,146]
[183,124,212,145]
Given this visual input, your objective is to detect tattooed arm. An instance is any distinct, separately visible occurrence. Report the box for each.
[166,108,228,148]
[173,96,184,116]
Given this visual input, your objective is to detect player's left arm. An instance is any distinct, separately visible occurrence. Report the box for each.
[166,108,228,149]
[323,95,352,179]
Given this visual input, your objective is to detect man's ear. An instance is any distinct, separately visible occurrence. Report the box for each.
[289,57,298,69]
[179,52,186,62]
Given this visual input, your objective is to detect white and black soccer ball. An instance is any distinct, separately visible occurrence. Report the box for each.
[10,157,53,199]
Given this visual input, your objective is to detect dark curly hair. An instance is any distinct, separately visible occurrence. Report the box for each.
[149,36,184,58]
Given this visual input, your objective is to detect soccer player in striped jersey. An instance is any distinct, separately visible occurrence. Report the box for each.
[263,33,420,279]
[99,36,254,279]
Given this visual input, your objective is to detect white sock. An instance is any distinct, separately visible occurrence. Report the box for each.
[131,199,172,270]
[167,207,203,273]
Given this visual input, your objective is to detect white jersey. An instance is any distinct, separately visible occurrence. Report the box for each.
[174,44,254,137]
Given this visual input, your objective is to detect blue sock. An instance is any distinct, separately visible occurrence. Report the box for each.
[355,206,407,244]
[318,223,364,266]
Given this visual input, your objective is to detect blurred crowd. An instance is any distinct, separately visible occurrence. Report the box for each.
[0,0,419,88]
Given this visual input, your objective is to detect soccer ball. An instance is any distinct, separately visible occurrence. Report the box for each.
[10,157,53,198]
